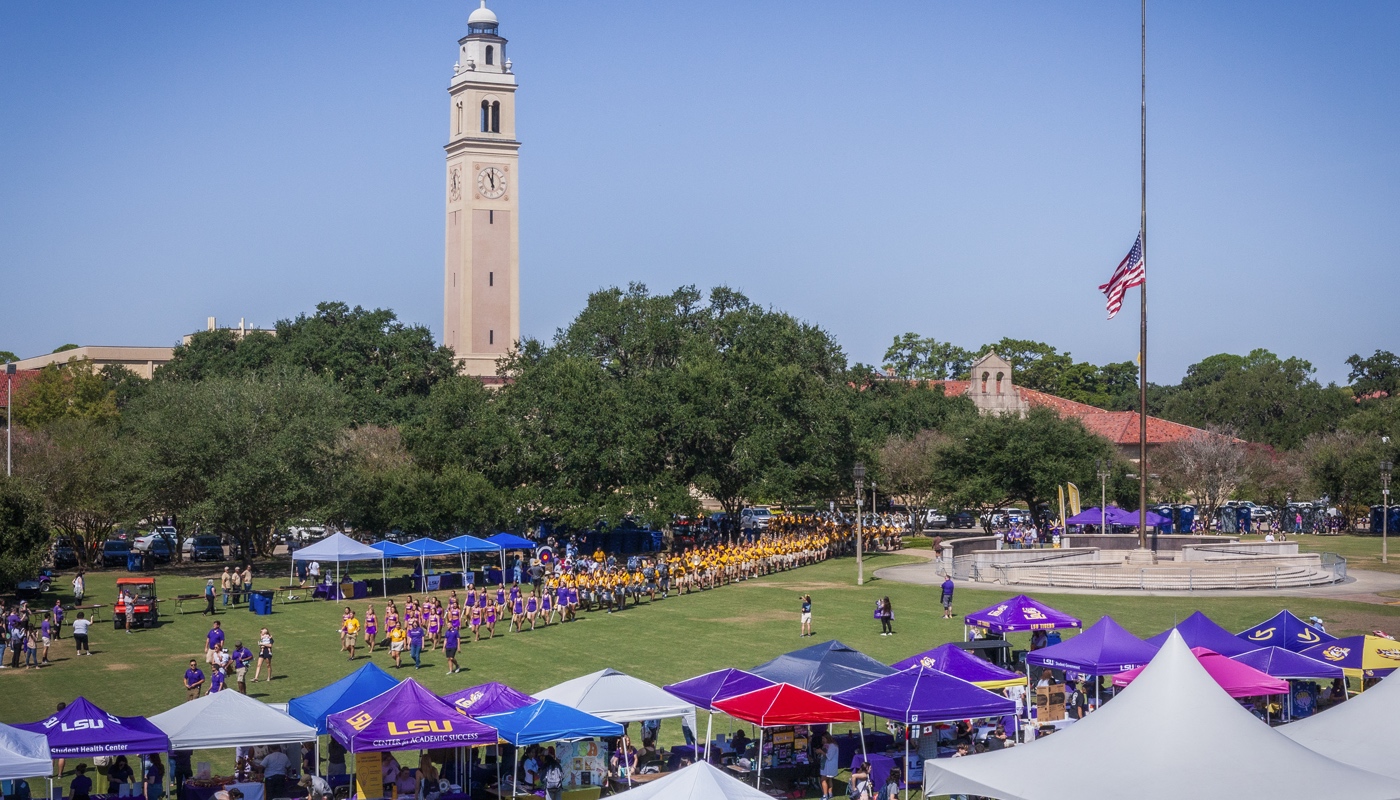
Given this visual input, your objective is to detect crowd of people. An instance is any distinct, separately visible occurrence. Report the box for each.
[0,597,69,669]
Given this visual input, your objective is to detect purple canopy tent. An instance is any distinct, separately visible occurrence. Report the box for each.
[1026,616,1159,676]
[327,679,496,753]
[663,669,777,761]
[890,644,1024,690]
[1147,611,1254,657]
[1236,610,1338,653]
[16,697,169,757]
[443,682,537,716]
[834,667,1014,791]
[1233,647,1344,681]
[965,595,1081,634]
[1065,506,1169,528]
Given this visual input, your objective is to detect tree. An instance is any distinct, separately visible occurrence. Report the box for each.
[1301,430,1385,518]
[0,350,17,363]
[1240,445,1309,511]
[1346,350,1400,399]
[159,302,457,425]
[882,334,974,380]
[1159,349,1352,449]
[11,359,119,428]
[876,430,949,530]
[124,369,347,559]
[1153,428,1247,532]
[0,476,50,589]
[931,408,1122,533]
[14,420,146,567]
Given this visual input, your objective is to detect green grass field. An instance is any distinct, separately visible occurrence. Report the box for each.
[9,545,1400,795]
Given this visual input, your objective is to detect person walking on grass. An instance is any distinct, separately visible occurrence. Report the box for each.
[443,621,461,675]
[221,567,234,607]
[203,579,216,616]
[340,610,360,661]
[231,640,253,693]
[941,576,955,619]
[407,619,424,669]
[184,659,205,700]
[879,597,895,636]
[72,571,85,604]
[71,612,91,655]
[799,594,813,637]
[389,625,407,668]
[122,588,135,634]
[253,628,273,682]
[40,613,52,665]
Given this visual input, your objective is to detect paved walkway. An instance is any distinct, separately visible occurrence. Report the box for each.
[876,548,1400,604]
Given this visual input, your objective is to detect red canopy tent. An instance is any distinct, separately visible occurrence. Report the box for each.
[714,683,862,788]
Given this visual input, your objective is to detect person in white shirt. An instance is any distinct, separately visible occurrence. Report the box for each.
[308,562,321,584]
[258,746,292,798]
[71,613,91,655]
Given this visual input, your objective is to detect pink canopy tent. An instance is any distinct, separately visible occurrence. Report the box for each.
[1113,647,1288,698]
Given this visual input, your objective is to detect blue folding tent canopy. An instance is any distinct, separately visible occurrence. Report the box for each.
[287,662,400,734]
[488,533,538,577]
[1236,610,1338,653]
[750,640,895,696]
[444,535,504,583]
[477,699,622,745]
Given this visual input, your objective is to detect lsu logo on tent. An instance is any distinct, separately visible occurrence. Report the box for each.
[387,720,454,736]
[1296,629,1321,645]
[346,712,375,731]
[1023,608,1047,621]
[985,605,1008,617]
[1377,648,1400,662]
[455,691,486,710]
[1247,627,1275,642]
[918,657,937,670]
[1320,646,1351,662]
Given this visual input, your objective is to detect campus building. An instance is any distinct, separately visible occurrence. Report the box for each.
[935,352,1215,461]
[442,1,520,379]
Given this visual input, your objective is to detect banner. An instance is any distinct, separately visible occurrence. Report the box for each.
[355,751,383,800]
[555,740,606,788]
[1067,483,1081,516]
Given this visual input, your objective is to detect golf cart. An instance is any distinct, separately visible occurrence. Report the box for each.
[113,577,160,628]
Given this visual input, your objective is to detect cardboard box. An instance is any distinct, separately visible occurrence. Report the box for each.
[1036,684,1066,722]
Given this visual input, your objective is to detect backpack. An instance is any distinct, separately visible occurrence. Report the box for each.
[544,765,564,789]
[847,777,870,800]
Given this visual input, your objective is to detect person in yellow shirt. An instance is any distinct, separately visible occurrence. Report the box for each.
[388,625,407,669]
[340,612,362,661]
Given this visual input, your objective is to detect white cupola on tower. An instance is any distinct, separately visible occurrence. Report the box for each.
[458,1,507,74]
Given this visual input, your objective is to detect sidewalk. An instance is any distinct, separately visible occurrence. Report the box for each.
[875,548,1400,604]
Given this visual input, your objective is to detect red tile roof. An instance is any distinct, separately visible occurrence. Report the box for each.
[0,369,41,409]
[932,380,1218,446]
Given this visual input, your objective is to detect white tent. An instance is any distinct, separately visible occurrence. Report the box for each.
[290,533,385,594]
[1281,672,1400,779]
[0,722,51,781]
[535,668,693,723]
[613,761,771,800]
[923,631,1400,800]
[150,689,317,750]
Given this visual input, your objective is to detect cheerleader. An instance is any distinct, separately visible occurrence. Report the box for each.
[469,603,482,642]
[448,603,463,637]
[384,604,399,640]
[495,585,507,609]
[484,598,497,639]
[364,605,378,654]
[525,592,538,631]
[509,582,522,606]
[541,589,555,627]
[510,593,525,632]
[427,603,442,650]
[465,586,478,610]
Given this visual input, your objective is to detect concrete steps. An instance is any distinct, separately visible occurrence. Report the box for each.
[991,563,1339,591]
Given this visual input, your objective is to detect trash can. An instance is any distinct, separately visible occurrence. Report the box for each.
[126,552,144,572]
[249,590,274,615]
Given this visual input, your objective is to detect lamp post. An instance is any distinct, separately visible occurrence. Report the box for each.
[854,462,866,586]
[5,362,13,477]
[1383,460,1393,565]
[1096,459,1110,535]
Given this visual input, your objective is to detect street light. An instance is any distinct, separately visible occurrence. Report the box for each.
[1096,459,1111,536]
[854,462,866,586]
[5,362,13,477]
[1383,460,1393,565]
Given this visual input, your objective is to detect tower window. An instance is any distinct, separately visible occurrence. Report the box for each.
[480,99,500,133]
[489,271,494,286]
[485,45,494,66]
[489,330,494,345]
[490,100,500,133]
[480,100,489,132]
[489,210,494,223]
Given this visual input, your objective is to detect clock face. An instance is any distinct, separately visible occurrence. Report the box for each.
[449,167,462,201]
[476,166,507,199]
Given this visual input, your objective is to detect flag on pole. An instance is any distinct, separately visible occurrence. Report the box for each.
[1099,234,1145,319]
[1067,482,1082,516]
[1058,485,1067,533]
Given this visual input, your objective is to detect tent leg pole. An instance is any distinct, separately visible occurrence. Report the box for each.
[860,726,868,766]
[756,727,763,789]
[315,738,321,777]
[705,710,713,763]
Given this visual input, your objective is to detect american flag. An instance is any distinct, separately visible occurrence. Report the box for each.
[1099,234,1145,319]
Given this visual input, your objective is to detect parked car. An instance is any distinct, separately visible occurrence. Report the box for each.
[50,538,79,569]
[133,533,176,564]
[919,509,949,530]
[102,539,132,568]
[740,506,773,530]
[113,577,159,628]
[183,535,226,562]
[947,511,977,529]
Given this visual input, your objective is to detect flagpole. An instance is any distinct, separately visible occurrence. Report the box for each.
[1138,0,1150,554]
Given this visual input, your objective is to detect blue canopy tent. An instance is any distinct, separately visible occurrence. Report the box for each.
[1147,611,1255,657]
[750,640,895,696]
[444,535,504,584]
[1236,610,1338,653]
[291,532,387,596]
[478,700,622,797]
[488,533,538,579]
[287,662,400,734]
[834,666,1016,789]
[370,540,418,595]
[404,538,463,590]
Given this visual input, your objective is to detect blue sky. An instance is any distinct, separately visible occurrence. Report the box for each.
[2,1,1395,384]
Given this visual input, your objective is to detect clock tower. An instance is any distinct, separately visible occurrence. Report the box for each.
[444,0,519,377]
